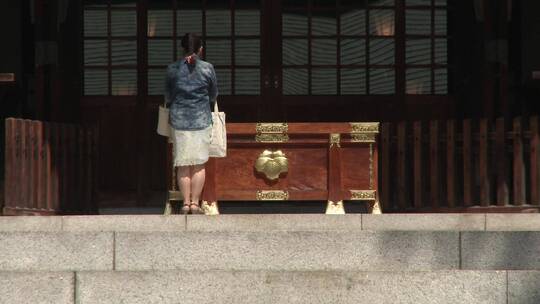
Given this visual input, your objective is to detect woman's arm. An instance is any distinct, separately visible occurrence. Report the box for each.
[208,64,219,103]
[164,65,175,107]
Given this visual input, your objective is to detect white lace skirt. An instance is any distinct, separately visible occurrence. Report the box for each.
[172,125,212,167]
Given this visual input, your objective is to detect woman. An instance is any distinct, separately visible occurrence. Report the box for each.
[165,33,218,214]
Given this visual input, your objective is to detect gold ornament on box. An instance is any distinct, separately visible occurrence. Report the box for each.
[256,190,289,201]
[329,133,341,148]
[350,190,377,201]
[256,123,288,133]
[254,150,288,181]
[255,123,289,143]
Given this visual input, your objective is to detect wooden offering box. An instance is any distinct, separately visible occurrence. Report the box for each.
[166,122,380,214]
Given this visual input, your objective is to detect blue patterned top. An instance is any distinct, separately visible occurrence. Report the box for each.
[164,55,218,131]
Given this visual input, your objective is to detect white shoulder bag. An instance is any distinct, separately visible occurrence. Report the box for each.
[157,103,171,137]
[209,101,226,157]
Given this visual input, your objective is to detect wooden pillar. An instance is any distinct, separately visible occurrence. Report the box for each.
[202,158,217,204]
[34,0,46,120]
[481,0,495,119]
[495,117,509,205]
[479,118,490,206]
[327,133,344,214]
[481,0,511,118]
[413,121,422,208]
[381,123,391,210]
[429,120,439,207]
[496,0,510,117]
[530,117,540,205]
[513,117,526,205]
[33,0,62,121]
[327,135,343,201]
[463,119,473,206]
[397,122,407,210]
[135,0,149,206]
[446,120,456,208]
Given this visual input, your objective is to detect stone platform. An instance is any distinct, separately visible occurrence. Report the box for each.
[1,214,540,303]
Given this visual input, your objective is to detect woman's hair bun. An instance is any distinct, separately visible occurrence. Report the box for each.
[181,33,202,55]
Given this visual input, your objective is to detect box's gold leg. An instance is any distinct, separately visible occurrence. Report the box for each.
[202,201,220,215]
[164,201,172,215]
[325,200,345,214]
[369,200,382,214]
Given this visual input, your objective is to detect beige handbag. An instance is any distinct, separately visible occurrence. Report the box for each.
[209,101,226,157]
[157,104,171,137]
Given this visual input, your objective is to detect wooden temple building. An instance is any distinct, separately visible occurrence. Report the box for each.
[1,0,540,215]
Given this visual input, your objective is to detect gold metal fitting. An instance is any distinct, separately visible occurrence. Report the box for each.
[255,150,288,180]
[325,200,345,214]
[329,133,341,148]
[256,123,288,133]
[350,122,379,133]
[255,123,289,143]
[350,133,377,143]
[256,190,289,200]
[350,190,377,201]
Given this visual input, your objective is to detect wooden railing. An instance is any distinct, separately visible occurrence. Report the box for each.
[3,118,98,215]
[5,116,539,214]
[380,116,540,212]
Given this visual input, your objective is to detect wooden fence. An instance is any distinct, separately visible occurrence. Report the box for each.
[3,118,98,215]
[379,116,540,212]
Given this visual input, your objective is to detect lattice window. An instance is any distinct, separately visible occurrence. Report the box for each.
[83,0,138,96]
[146,0,262,96]
[282,0,448,96]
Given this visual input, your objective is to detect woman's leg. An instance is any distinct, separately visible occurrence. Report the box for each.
[190,164,206,204]
[176,165,191,206]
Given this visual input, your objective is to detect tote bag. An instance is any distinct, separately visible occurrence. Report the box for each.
[209,101,227,157]
[157,104,171,137]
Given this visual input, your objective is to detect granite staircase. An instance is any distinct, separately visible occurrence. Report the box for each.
[1,214,540,303]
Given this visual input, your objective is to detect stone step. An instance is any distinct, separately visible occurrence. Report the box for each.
[1,214,540,303]
[115,230,459,271]
[0,214,540,273]
[1,229,540,271]
[1,270,539,304]
[1,213,540,233]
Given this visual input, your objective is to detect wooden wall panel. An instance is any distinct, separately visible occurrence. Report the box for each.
[340,147,371,190]
[3,118,97,215]
[215,147,328,193]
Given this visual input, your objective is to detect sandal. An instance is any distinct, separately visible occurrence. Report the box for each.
[181,203,190,214]
[189,202,203,214]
